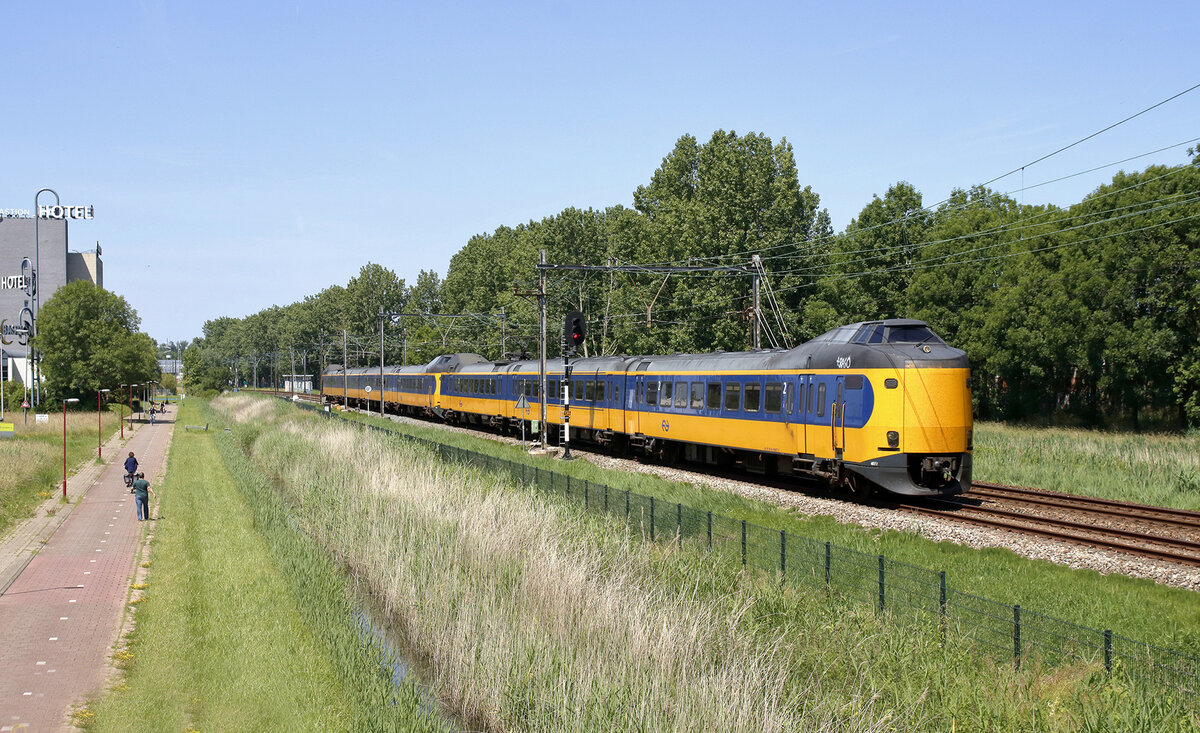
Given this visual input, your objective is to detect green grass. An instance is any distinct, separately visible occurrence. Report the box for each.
[0,406,125,538]
[84,399,446,732]
[220,394,1199,731]
[331,406,1200,660]
[974,422,1200,510]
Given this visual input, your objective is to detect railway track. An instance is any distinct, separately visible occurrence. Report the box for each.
[896,484,1200,567]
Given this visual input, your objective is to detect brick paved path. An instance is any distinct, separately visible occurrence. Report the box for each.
[0,408,175,731]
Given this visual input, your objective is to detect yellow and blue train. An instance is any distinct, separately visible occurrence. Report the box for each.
[323,318,973,496]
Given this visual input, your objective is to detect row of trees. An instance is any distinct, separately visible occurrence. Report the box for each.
[28,281,161,405]
[186,130,1200,429]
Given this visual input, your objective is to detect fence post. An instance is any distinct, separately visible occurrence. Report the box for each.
[584,481,589,511]
[780,530,786,580]
[625,490,630,519]
[604,485,609,513]
[1013,605,1022,669]
[706,511,712,549]
[676,503,682,547]
[567,474,571,496]
[878,556,885,613]
[939,571,947,643]
[741,521,747,568]
[824,541,831,586]
[650,497,655,542]
[1104,630,1112,674]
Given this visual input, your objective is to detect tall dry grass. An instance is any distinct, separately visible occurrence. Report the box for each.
[211,394,1190,732]
[0,408,123,535]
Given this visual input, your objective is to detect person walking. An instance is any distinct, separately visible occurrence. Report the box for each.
[131,473,155,521]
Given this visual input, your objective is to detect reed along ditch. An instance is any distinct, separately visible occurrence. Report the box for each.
[210,424,457,732]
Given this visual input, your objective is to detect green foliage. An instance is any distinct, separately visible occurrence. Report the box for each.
[33,281,159,402]
[1,380,23,410]
[188,132,1200,429]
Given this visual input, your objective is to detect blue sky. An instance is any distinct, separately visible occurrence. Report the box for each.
[2,1,1196,343]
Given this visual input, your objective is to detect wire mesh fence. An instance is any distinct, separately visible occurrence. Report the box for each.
[297,402,1200,697]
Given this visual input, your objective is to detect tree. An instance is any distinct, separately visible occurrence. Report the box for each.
[34,281,159,401]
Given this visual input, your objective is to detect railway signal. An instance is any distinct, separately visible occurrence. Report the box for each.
[564,311,586,354]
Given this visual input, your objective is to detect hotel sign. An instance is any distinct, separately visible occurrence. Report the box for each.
[38,205,94,220]
[0,205,93,220]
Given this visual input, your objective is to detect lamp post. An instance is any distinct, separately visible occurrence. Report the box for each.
[0,346,7,421]
[62,397,79,496]
[119,384,126,438]
[97,388,110,459]
[33,188,60,408]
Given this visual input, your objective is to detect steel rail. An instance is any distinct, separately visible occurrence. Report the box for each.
[896,504,1200,567]
[968,482,1200,529]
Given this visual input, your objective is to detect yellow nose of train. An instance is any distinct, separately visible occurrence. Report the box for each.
[829,319,973,496]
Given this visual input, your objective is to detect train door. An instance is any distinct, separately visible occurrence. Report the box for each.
[784,376,806,456]
[629,374,644,436]
[831,377,846,460]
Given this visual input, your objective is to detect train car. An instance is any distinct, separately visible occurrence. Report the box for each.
[322,318,972,497]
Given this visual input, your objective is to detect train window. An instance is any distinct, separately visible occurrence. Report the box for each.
[674,381,687,408]
[745,382,761,412]
[765,383,782,413]
[533,381,540,397]
[690,382,705,409]
[852,323,885,343]
[661,381,673,405]
[596,381,605,403]
[817,383,826,417]
[646,381,658,406]
[886,325,943,344]
[637,382,644,404]
[585,380,595,402]
[613,384,619,404]
[707,382,721,410]
[846,375,864,390]
[574,380,584,401]
[807,382,813,413]
[724,383,741,411]
[550,380,559,400]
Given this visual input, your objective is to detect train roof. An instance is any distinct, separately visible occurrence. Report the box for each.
[323,318,966,377]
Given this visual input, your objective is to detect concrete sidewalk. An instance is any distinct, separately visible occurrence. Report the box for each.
[0,407,176,731]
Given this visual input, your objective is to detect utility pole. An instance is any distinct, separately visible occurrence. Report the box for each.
[343,329,348,407]
[513,255,549,448]
[751,254,761,350]
[538,250,547,445]
[379,309,386,418]
[290,343,296,399]
[500,306,506,360]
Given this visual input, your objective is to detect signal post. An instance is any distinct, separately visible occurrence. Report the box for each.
[561,311,585,460]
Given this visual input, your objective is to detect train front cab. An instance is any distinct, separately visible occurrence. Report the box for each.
[846,364,972,497]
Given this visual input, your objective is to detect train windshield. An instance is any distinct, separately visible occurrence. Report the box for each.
[885,324,944,344]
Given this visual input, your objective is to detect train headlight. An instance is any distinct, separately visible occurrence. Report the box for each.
[887,431,899,448]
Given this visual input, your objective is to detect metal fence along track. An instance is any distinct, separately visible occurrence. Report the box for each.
[295,402,1200,699]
